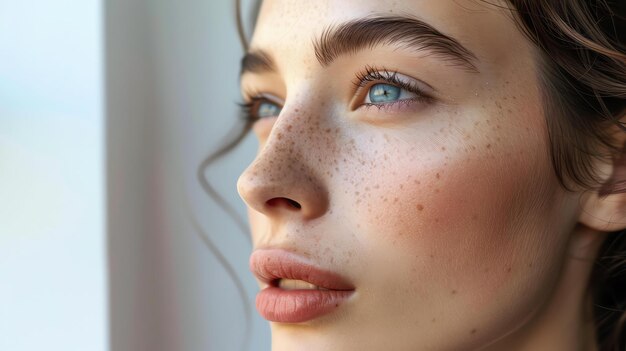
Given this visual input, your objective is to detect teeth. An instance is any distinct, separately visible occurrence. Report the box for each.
[277,279,329,291]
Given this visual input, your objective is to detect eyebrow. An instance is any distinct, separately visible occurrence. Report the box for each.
[240,49,275,75]
[240,15,479,75]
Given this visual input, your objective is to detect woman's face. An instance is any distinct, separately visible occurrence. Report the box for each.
[238,0,582,350]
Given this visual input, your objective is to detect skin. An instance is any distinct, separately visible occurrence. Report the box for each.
[236,1,626,350]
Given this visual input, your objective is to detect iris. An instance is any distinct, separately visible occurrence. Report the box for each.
[258,101,282,118]
[369,83,401,103]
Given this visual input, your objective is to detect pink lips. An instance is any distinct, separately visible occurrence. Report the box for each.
[249,249,355,323]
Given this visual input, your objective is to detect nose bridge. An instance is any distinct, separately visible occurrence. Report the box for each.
[237,104,331,220]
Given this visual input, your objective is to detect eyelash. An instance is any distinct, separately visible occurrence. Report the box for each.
[238,99,263,123]
[239,66,432,122]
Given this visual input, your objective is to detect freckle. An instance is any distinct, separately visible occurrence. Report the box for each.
[486,144,491,149]
[472,214,478,220]
[529,262,533,267]
[325,128,331,133]
[471,145,476,150]
[429,254,434,258]
[451,290,457,295]
[436,173,440,179]
[416,204,424,211]
[435,188,440,193]
[470,329,477,335]
[441,146,446,151]
[435,218,439,223]
[335,304,339,307]
[277,133,283,140]
[507,267,512,273]
[431,318,436,323]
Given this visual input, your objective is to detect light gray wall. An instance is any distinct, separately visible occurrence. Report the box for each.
[106,0,270,350]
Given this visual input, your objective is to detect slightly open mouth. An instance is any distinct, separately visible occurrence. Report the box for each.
[273,278,330,291]
[250,249,355,323]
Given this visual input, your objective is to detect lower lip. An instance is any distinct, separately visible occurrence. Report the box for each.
[256,287,354,323]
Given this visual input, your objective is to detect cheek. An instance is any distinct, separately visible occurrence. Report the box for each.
[344,114,569,315]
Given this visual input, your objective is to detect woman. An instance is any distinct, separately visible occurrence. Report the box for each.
[209,0,626,349]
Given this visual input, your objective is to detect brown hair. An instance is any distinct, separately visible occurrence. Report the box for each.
[200,0,626,349]
[502,1,626,350]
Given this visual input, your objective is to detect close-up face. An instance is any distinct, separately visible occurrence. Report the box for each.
[237,0,587,350]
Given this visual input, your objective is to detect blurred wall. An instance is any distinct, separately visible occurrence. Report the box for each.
[106,0,270,350]
[0,1,106,350]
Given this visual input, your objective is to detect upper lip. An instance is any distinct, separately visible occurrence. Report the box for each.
[249,248,355,291]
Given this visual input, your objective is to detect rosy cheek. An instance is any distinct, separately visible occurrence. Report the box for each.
[350,117,559,300]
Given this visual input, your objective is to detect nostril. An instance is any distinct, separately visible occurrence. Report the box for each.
[266,197,302,210]
[287,199,302,209]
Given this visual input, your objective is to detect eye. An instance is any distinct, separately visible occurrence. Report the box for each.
[365,83,418,104]
[352,66,433,112]
[257,100,282,118]
[240,96,283,122]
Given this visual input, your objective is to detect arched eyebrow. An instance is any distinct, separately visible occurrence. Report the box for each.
[240,49,275,75]
[240,15,480,76]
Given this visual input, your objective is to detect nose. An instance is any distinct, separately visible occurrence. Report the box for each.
[237,111,330,221]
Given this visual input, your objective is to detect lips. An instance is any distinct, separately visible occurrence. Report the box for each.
[249,248,355,323]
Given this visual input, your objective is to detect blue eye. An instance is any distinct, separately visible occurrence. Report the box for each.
[365,83,417,105]
[257,101,282,118]
[368,83,401,103]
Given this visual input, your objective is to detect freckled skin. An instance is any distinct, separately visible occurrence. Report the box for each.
[237,1,599,350]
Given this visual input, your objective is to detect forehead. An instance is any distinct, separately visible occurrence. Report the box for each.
[249,0,533,78]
